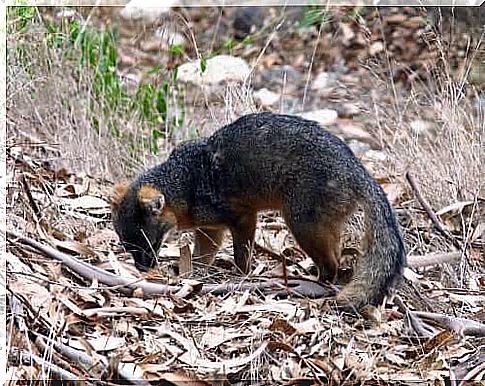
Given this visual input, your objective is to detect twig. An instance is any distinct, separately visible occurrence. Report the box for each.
[254,242,288,287]
[34,333,152,386]
[458,361,485,386]
[35,335,91,379]
[395,296,436,337]
[406,171,462,250]
[6,229,178,297]
[11,348,81,381]
[411,311,485,337]
[34,333,106,370]
[407,252,462,268]
[6,230,333,299]
[20,173,43,225]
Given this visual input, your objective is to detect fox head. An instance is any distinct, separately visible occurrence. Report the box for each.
[110,182,177,271]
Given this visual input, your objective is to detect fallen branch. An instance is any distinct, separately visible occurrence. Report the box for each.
[34,333,151,385]
[411,311,485,337]
[6,230,333,299]
[11,348,82,382]
[406,171,462,250]
[407,252,462,268]
[7,229,178,297]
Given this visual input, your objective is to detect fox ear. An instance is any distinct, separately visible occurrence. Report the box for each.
[137,184,165,216]
[111,181,130,210]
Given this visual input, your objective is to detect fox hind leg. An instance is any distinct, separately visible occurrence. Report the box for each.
[194,227,225,266]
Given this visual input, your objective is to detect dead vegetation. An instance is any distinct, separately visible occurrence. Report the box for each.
[5,5,485,385]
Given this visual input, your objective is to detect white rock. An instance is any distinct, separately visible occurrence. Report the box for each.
[311,72,331,90]
[369,41,384,56]
[177,55,251,86]
[55,9,80,20]
[347,140,371,156]
[298,109,338,126]
[253,88,280,107]
[120,0,174,23]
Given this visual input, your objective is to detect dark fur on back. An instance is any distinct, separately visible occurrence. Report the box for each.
[112,112,406,309]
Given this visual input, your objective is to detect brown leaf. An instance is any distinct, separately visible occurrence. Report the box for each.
[267,340,293,353]
[269,318,297,336]
[423,330,454,353]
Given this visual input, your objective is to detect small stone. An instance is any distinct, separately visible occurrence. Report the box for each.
[337,120,378,148]
[233,7,265,39]
[347,140,371,157]
[55,9,81,21]
[120,0,173,23]
[369,41,384,56]
[140,39,161,53]
[311,72,336,90]
[253,88,280,107]
[299,109,338,126]
[337,103,360,118]
[340,23,355,47]
[177,55,250,86]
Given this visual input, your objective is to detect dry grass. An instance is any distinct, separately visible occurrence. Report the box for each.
[8,22,136,180]
[371,28,483,210]
[368,23,483,286]
[5,6,484,384]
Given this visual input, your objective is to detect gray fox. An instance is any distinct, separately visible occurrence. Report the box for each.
[111,112,406,310]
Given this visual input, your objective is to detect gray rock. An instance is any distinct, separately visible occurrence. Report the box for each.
[311,72,337,90]
[177,55,250,89]
[120,0,172,23]
[233,7,266,39]
[258,65,303,92]
[337,103,360,118]
[347,140,371,157]
[253,88,280,107]
[299,109,338,126]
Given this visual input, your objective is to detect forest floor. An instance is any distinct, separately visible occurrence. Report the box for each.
[5,5,484,384]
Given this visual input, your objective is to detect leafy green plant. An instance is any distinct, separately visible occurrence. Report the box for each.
[168,44,184,55]
[241,35,254,46]
[7,5,36,33]
[8,7,186,158]
[300,6,333,28]
[223,37,236,50]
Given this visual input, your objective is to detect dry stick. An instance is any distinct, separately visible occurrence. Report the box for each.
[411,311,485,337]
[6,230,177,297]
[35,335,91,380]
[6,230,332,299]
[20,173,43,225]
[34,333,152,386]
[459,361,485,386]
[35,333,106,371]
[254,242,288,287]
[394,296,436,337]
[407,252,462,268]
[11,348,81,382]
[405,171,463,251]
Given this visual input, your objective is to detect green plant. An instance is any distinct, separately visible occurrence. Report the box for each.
[39,15,184,154]
[200,55,207,73]
[7,5,36,33]
[300,6,333,28]
[168,44,184,55]
[223,37,236,50]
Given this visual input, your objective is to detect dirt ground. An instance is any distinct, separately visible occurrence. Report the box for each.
[5,5,484,385]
